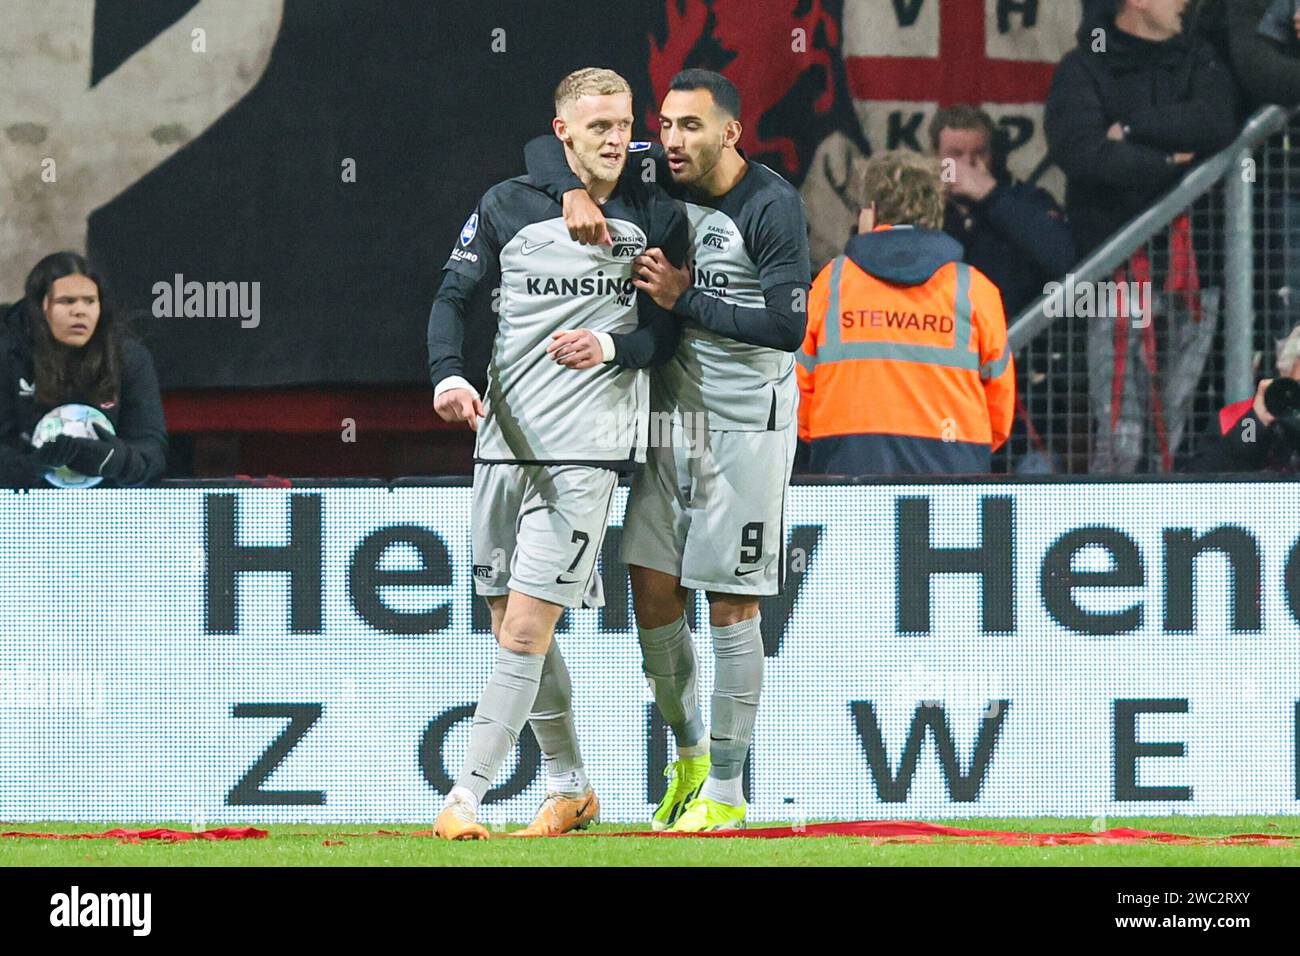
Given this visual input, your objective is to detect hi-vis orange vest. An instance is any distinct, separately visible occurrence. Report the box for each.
[798,226,1015,475]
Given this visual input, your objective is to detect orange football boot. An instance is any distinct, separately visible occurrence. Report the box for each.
[434,796,490,840]
[507,790,600,837]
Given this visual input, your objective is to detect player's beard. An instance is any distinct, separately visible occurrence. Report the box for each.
[673,139,723,187]
[574,144,626,184]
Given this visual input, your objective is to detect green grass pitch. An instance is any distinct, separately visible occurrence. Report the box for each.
[3,817,1299,866]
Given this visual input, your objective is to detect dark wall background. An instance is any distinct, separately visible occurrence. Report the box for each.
[90,1,647,390]
[86,0,852,391]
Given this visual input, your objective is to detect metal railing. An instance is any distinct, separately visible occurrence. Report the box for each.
[1000,105,1300,474]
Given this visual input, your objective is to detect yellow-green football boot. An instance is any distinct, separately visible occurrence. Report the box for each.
[668,795,746,833]
[651,753,711,831]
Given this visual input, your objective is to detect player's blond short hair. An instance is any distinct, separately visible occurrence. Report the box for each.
[554,67,632,116]
[859,150,945,231]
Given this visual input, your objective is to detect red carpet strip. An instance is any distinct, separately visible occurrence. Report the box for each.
[596,820,1300,846]
[1,827,267,842]
[3,822,1295,846]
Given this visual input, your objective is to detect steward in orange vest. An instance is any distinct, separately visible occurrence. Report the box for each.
[797,152,1014,475]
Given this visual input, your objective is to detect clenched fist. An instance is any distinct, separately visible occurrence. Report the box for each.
[562,189,611,246]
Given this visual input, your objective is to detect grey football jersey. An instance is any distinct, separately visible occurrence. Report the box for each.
[656,162,811,431]
[443,176,687,465]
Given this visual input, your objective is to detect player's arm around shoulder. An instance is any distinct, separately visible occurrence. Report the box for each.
[524,133,585,200]
[655,190,691,270]
[525,133,620,245]
[561,144,673,249]
[591,191,687,369]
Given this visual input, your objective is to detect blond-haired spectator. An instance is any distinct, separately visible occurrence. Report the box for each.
[797,151,1015,475]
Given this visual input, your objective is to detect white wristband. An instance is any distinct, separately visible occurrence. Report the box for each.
[592,331,616,363]
[434,375,480,400]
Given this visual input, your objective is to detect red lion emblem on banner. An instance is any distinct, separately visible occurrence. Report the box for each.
[647,0,840,177]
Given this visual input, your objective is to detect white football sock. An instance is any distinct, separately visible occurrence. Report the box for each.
[545,767,590,797]
[446,785,480,812]
[700,775,744,806]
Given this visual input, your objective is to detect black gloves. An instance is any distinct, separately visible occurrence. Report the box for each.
[34,423,128,479]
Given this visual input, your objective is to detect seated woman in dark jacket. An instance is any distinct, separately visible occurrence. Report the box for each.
[0,252,167,487]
